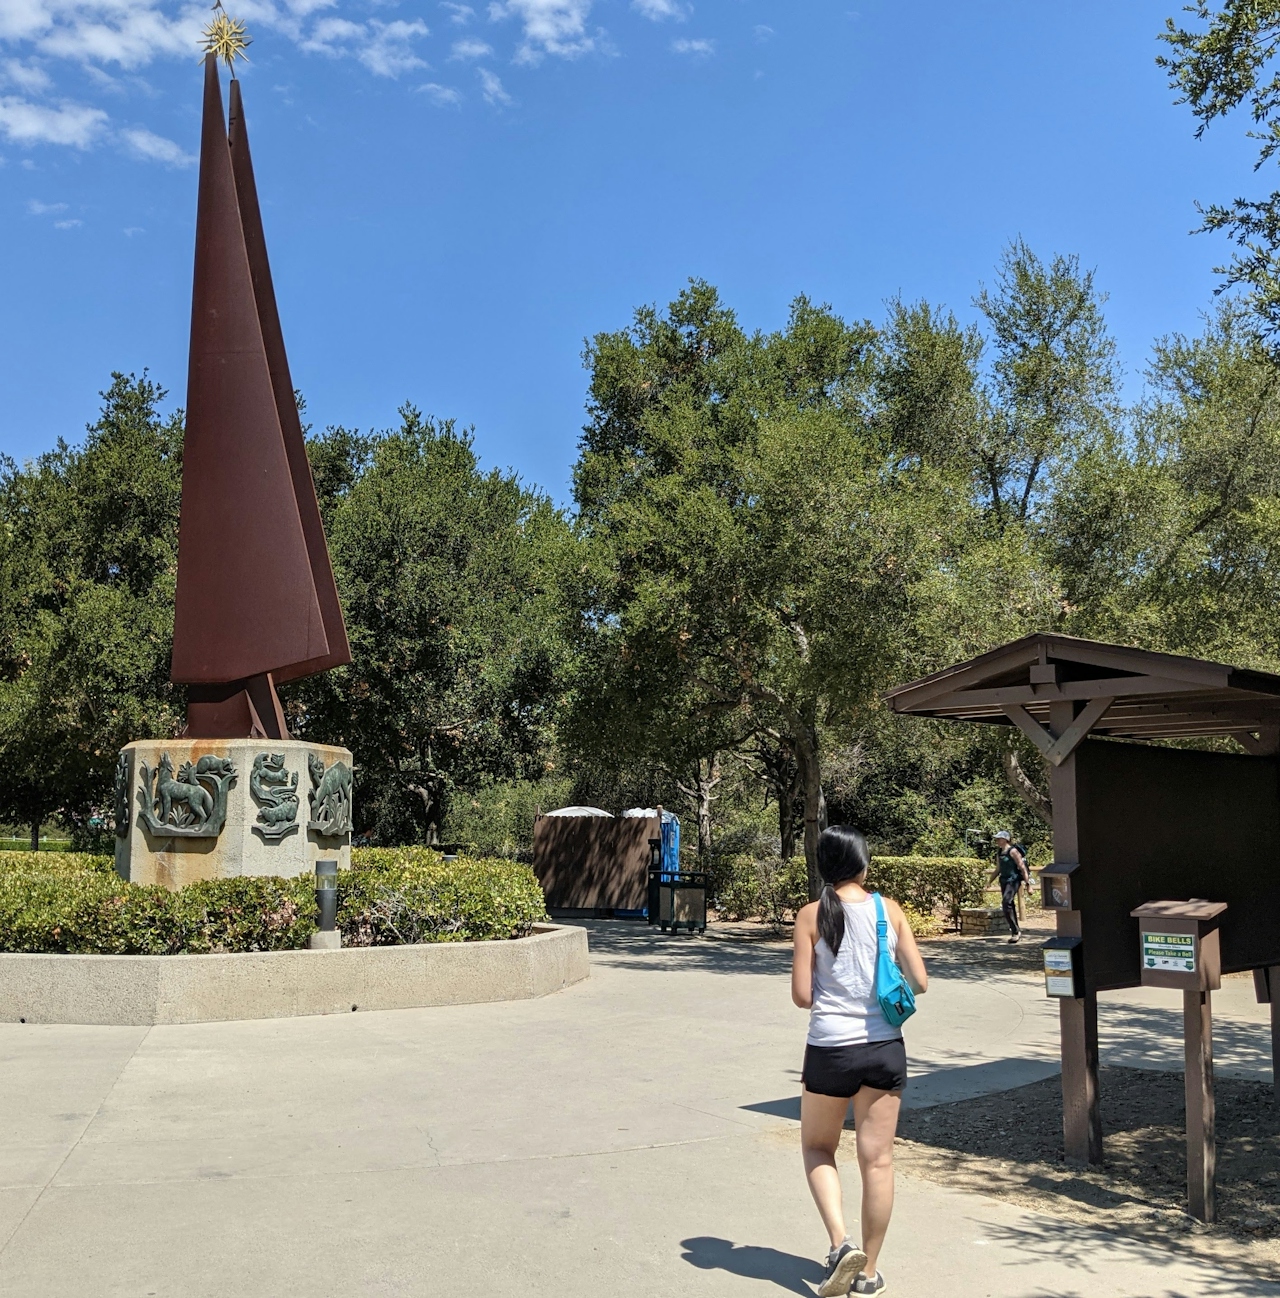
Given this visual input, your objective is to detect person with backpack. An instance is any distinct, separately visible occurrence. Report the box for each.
[791,825,928,1297]
[990,829,1030,943]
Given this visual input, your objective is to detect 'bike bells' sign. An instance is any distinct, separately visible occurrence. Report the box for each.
[1143,931,1196,974]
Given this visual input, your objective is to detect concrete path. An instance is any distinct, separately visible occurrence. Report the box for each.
[1,922,1276,1297]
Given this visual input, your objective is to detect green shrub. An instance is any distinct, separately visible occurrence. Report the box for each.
[0,848,546,954]
[711,851,986,931]
[898,901,946,939]
[866,856,987,929]
[711,854,808,925]
[341,847,546,944]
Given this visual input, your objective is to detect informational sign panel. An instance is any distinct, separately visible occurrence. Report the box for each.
[1143,931,1196,974]
[1044,948,1076,996]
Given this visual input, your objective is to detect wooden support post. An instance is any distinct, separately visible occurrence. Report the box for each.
[1265,967,1280,1110]
[1060,988,1102,1164]
[1183,988,1216,1222]
[1251,966,1280,1106]
[1049,699,1104,1165]
[1272,969,1280,1110]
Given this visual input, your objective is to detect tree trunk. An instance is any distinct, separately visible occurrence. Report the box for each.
[677,754,722,862]
[1002,747,1053,826]
[30,819,40,852]
[407,783,438,844]
[696,753,719,861]
[793,722,825,899]
[779,782,797,862]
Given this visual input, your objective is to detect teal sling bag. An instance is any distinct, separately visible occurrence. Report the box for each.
[873,892,916,1028]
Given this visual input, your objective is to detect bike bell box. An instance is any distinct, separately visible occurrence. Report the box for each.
[1042,936,1084,999]
[1041,863,1079,912]
[1130,900,1227,992]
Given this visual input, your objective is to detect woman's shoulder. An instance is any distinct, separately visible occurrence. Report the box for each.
[871,891,904,918]
[795,898,820,925]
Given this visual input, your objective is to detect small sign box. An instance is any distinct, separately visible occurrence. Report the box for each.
[1130,900,1227,991]
[1042,935,1084,999]
[1041,862,1078,911]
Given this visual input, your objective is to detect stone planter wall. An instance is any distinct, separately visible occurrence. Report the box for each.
[0,923,588,1026]
[959,906,1008,936]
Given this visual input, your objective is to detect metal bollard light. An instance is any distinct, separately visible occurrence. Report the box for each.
[309,859,341,949]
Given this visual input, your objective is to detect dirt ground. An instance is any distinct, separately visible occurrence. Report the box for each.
[887,921,1280,1276]
[890,1067,1280,1276]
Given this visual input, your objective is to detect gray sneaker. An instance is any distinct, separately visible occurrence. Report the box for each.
[852,1271,887,1295]
[817,1241,868,1296]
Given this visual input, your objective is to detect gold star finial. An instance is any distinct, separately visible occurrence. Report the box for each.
[201,0,251,72]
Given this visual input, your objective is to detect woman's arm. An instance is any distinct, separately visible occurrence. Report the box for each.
[791,901,819,1008]
[886,897,928,994]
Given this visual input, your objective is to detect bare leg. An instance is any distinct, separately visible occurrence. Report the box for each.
[851,1086,901,1277]
[801,1086,853,1249]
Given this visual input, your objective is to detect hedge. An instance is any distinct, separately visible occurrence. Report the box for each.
[710,852,987,933]
[865,856,988,928]
[0,849,546,955]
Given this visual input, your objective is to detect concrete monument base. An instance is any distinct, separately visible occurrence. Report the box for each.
[114,738,353,889]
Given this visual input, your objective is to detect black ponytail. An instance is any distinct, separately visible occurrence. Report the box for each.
[815,824,871,957]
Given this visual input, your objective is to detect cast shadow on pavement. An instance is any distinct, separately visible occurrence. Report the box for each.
[978,1219,1280,1296]
[679,1236,823,1295]
[580,921,794,977]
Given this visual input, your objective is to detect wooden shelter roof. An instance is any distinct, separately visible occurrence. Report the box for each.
[885,634,1280,757]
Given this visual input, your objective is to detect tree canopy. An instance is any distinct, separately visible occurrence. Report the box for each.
[8,241,1280,874]
[1161,1,1280,338]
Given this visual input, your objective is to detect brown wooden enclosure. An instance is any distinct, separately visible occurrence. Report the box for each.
[532,815,658,913]
[886,633,1280,1165]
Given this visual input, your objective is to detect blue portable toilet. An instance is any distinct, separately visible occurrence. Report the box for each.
[659,810,680,878]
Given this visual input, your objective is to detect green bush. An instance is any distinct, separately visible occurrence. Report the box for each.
[0,848,546,954]
[710,852,986,931]
[865,856,987,929]
[339,848,546,944]
[712,854,808,925]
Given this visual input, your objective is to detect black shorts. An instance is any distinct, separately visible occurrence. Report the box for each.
[802,1038,907,1097]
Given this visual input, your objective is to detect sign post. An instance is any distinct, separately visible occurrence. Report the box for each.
[1130,899,1228,1223]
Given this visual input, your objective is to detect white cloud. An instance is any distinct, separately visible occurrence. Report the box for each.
[3,58,52,92]
[477,65,509,105]
[0,94,105,146]
[633,0,683,20]
[753,24,773,42]
[418,80,461,105]
[32,5,203,71]
[122,225,144,235]
[671,36,712,56]
[53,216,80,226]
[121,124,193,165]
[488,0,595,63]
[302,15,428,77]
[358,19,429,76]
[27,197,65,212]
[441,2,474,23]
[449,37,491,59]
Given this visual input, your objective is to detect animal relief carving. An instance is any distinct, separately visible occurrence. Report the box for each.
[251,752,300,841]
[137,753,237,838]
[307,752,353,837]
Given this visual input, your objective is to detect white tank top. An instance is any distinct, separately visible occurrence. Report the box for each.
[807,895,901,1047]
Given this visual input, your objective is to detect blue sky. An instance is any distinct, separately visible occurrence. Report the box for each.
[0,0,1264,502]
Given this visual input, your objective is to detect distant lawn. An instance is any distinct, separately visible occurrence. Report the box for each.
[0,840,74,853]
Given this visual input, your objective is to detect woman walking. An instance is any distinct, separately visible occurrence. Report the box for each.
[791,826,928,1296]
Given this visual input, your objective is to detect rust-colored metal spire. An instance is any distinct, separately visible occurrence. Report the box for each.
[172,54,350,738]
[228,77,351,685]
